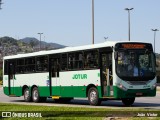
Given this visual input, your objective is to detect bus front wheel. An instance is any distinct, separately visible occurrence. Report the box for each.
[122,98,135,106]
[88,87,101,106]
[24,88,32,102]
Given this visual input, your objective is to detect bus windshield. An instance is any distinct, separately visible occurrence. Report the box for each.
[115,50,156,81]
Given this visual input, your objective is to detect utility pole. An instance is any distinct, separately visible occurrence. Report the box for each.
[37,33,43,51]
[125,8,134,41]
[92,0,94,44]
[151,29,159,53]
[44,36,46,50]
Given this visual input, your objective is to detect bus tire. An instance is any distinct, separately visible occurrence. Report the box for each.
[32,87,40,103]
[88,87,101,106]
[24,88,32,102]
[122,98,135,106]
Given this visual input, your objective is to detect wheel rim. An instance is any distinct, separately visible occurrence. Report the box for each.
[90,90,97,103]
[33,90,38,101]
[24,89,29,100]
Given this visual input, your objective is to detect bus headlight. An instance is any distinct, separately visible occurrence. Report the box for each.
[118,83,128,91]
[151,83,156,90]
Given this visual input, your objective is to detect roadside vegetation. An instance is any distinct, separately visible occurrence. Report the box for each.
[0,68,2,85]
[0,81,2,85]
[0,103,160,120]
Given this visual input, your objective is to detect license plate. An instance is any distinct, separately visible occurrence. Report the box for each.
[136,93,143,96]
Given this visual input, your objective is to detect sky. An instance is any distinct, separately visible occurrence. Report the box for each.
[0,0,160,53]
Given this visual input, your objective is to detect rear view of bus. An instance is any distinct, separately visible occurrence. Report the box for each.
[114,42,156,106]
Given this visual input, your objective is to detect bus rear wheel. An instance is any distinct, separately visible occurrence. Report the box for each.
[122,98,135,106]
[88,87,101,106]
[24,88,32,102]
[32,87,40,102]
[32,87,47,103]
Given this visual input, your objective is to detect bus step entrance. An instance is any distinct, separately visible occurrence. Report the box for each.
[103,86,113,97]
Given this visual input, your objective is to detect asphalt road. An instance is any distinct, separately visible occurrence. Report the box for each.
[0,86,160,109]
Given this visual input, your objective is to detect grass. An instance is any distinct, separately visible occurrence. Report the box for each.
[0,103,160,120]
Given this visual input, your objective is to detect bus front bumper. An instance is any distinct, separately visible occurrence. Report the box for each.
[113,86,156,98]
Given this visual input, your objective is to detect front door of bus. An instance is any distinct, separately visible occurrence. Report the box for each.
[100,53,113,97]
[8,61,15,95]
[50,58,60,96]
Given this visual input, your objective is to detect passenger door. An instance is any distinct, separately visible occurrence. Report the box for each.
[50,57,60,96]
[100,52,113,97]
[8,60,16,95]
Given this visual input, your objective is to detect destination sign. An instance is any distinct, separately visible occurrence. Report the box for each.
[115,43,153,51]
[121,44,146,49]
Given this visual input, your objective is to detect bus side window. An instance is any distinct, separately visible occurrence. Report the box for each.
[75,52,83,69]
[16,59,25,74]
[68,52,83,70]
[36,60,42,71]
[52,66,56,77]
[84,50,98,69]
[68,53,75,70]
[4,60,8,75]
[61,54,67,71]
[36,56,48,72]
[43,59,48,71]
[25,57,36,73]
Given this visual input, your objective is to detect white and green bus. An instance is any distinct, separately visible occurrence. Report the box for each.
[3,41,157,106]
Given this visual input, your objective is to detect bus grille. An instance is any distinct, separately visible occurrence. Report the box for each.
[126,81,148,85]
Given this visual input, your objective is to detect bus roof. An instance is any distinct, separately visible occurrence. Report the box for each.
[3,41,150,60]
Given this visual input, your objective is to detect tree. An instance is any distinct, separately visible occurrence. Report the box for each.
[30,40,38,48]
[0,68,2,80]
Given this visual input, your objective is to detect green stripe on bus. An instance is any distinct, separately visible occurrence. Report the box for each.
[3,86,102,98]
[3,86,156,99]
